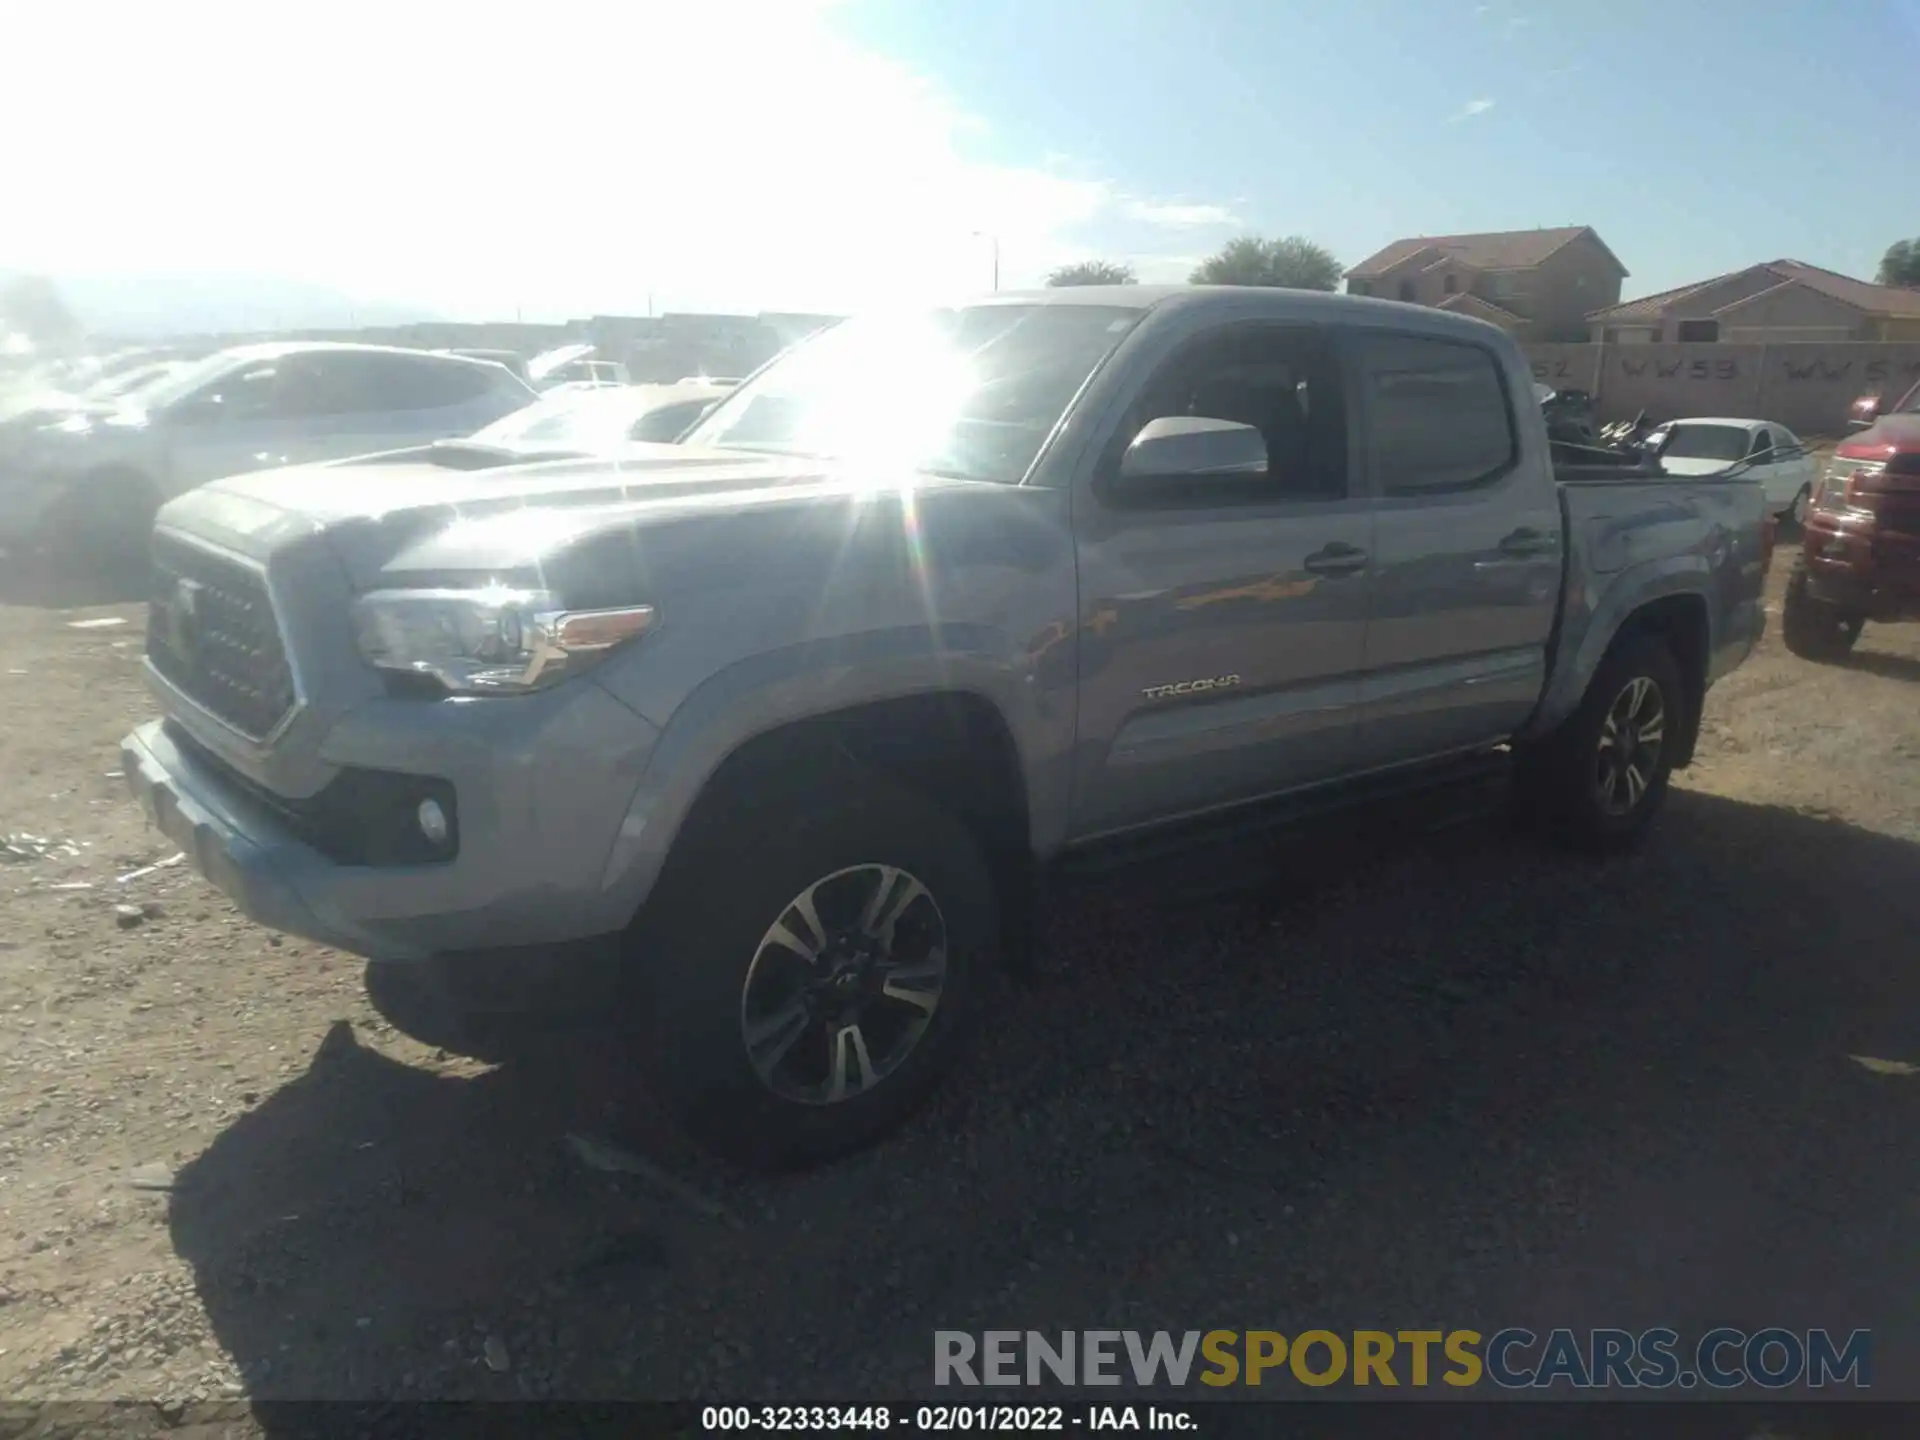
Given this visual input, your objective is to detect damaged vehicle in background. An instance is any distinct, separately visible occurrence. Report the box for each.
[1650,417,1819,525]
[529,343,630,391]
[0,342,535,566]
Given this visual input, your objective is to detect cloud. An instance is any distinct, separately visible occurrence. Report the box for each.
[0,0,1233,318]
[1121,199,1240,228]
[1449,98,1498,121]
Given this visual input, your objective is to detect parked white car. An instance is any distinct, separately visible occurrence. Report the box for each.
[1652,417,1818,524]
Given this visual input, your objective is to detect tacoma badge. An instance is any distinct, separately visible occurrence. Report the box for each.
[1141,674,1242,701]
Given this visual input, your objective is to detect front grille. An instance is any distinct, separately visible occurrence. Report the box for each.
[147,534,297,740]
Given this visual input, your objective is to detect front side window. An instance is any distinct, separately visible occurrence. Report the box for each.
[1107,325,1348,503]
[181,361,294,421]
[682,304,1142,484]
[345,354,508,412]
[1360,334,1516,494]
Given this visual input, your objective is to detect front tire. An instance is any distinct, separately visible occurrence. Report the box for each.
[1786,484,1812,530]
[1516,635,1684,854]
[1781,562,1863,662]
[35,469,159,576]
[632,774,998,1168]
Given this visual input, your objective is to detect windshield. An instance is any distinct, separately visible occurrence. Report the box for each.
[1660,423,1750,463]
[681,304,1142,483]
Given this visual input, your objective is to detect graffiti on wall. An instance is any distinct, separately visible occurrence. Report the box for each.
[1531,354,1920,386]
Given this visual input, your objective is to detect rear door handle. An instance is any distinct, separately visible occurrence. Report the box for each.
[1303,542,1369,576]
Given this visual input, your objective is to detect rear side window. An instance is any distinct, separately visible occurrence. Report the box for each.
[324,353,516,413]
[1361,335,1516,494]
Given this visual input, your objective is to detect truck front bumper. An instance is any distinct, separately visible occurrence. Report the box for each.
[121,679,663,964]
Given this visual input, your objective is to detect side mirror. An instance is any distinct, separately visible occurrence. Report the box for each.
[1114,416,1268,490]
[1848,393,1883,430]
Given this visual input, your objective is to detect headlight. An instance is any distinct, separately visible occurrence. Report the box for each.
[351,585,657,694]
[1820,458,1885,511]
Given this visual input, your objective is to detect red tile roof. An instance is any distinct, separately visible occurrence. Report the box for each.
[1437,291,1524,325]
[1347,227,1624,279]
[1587,260,1920,323]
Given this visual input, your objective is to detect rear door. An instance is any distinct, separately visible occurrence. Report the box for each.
[1069,321,1374,837]
[1349,330,1563,770]
[162,355,350,488]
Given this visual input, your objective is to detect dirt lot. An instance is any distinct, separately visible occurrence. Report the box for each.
[2,557,1918,1420]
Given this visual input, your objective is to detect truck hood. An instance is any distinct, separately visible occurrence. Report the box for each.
[155,443,963,592]
[1846,411,1920,457]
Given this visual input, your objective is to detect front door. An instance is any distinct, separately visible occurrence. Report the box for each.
[1069,322,1374,839]
[1348,330,1563,770]
[163,356,347,492]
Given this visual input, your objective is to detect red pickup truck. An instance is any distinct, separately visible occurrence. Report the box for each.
[1781,378,1920,660]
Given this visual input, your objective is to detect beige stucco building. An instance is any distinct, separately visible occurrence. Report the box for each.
[1345,226,1628,342]
[1586,259,1920,344]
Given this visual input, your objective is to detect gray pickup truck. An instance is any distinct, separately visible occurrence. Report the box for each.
[120,287,1770,1165]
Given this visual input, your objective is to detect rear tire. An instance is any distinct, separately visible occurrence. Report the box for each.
[1781,562,1863,662]
[630,773,999,1169]
[1515,635,1684,854]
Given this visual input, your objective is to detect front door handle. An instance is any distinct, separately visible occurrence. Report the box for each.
[1497,527,1558,558]
[1304,542,1369,576]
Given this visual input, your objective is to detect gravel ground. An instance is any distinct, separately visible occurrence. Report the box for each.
[2,556,1918,1425]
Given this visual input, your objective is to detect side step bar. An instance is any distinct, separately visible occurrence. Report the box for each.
[1053,748,1515,879]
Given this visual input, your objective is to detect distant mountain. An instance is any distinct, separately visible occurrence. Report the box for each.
[4,272,441,339]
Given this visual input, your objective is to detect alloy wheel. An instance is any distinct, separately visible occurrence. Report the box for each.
[738,863,948,1106]
[1594,675,1666,817]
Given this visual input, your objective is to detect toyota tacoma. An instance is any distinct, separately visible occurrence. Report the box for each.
[120,287,1771,1165]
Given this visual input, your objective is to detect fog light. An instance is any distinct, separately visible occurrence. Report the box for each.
[416,798,450,847]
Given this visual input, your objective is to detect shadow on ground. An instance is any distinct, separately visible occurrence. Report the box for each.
[1844,647,1920,684]
[168,789,1920,1417]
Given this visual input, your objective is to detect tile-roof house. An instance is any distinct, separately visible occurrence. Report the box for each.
[1586,259,1920,344]
[1345,226,1628,342]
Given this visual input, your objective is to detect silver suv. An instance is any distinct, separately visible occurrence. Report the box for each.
[0,342,535,564]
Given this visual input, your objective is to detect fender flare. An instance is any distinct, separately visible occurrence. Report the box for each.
[594,624,1061,923]
[1522,553,1715,743]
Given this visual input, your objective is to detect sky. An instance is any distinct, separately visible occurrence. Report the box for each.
[4,0,1917,322]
